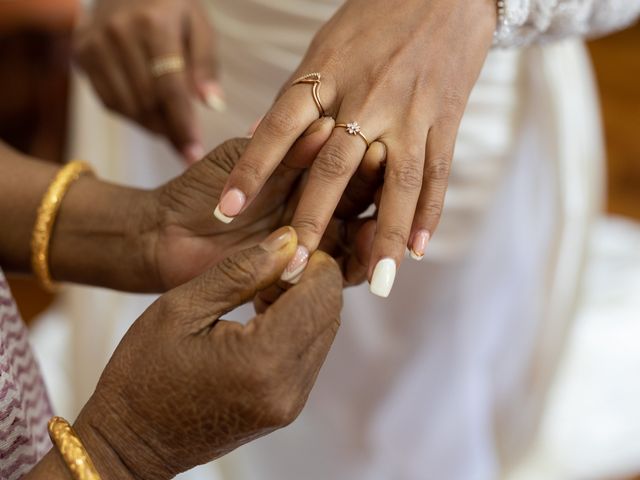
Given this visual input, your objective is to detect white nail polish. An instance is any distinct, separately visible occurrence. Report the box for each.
[213,205,234,224]
[206,92,227,113]
[281,246,309,283]
[369,258,397,298]
[410,250,424,261]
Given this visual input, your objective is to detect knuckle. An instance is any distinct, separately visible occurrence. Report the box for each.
[314,144,352,180]
[244,366,301,428]
[135,10,165,33]
[380,225,408,247]
[215,250,259,289]
[104,17,128,44]
[425,155,451,181]
[294,214,325,238]
[423,201,444,218]
[262,106,300,138]
[386,160,423,191]
[233,160,264,188]
[258,395,302,429]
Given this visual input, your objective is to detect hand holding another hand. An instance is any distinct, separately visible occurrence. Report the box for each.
[28,229,343,479]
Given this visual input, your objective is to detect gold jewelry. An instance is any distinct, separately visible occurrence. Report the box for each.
[291,72,326,117]
[31,160,94,292]
[150,54,185,78]
[48,416,102,480]
[334,121,371,148]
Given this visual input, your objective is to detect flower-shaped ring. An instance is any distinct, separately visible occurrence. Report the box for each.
[334,121,371,148]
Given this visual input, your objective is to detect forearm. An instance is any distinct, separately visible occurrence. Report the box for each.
[0,142,158,291]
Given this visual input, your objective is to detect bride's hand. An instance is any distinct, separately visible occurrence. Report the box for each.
[216,0,496,297]
[73,0,222,163]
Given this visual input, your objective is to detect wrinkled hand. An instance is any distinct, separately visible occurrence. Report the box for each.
[142,119,378,291]
[216,0,496,297]
[73,230,342,479]
[73,0,222,163]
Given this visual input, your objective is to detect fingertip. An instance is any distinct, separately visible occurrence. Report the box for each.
[200,81,227,112]
[260,226,298,254]
[183,142,204,164]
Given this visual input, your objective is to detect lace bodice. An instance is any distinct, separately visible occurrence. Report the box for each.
[495,0,640,47]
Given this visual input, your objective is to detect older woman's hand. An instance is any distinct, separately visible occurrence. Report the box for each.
[28,230,342,479]
[216,0,497,297]
[73,0,221,163]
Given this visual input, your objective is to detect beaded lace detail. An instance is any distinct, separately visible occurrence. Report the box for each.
[494,0,640,47]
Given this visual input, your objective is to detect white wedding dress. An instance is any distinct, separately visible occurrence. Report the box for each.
[30,1,640,479]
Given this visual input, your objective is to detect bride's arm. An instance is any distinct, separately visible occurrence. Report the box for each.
[495,0,640,47]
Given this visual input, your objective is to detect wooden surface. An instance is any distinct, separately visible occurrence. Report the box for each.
[588,24,640,220]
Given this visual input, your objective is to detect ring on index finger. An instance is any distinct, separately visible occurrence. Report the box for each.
[291,72,326,118]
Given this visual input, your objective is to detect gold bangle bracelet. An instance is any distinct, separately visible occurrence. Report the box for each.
[48,417,102,480]
[31,161,94,292]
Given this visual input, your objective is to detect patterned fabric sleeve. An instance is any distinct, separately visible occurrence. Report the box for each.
[0,269,53,480]
[494,0,640,47]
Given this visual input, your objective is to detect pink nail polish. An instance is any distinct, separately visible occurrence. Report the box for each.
[213,188,246,224]
[183,143,204,164]
[410,230,430,261]
[202,82,227,112]
[281,246,309,283]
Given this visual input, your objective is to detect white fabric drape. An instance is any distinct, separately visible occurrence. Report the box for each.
[28,1,634,478]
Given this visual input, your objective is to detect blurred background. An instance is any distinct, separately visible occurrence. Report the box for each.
[0,1,638,478]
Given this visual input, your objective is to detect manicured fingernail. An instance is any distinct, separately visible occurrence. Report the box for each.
[260,226,295,252]
[184,143,204,164]
[369,258,396,298]
[203,82,226,112]
[281,246,309,283]
[213,188,246,224]
[410,230,430,261]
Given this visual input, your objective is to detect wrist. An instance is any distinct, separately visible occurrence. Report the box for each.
[75,396,174,480]
[49,176,162,292]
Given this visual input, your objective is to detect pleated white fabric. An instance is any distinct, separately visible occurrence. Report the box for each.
[29,1,614,478]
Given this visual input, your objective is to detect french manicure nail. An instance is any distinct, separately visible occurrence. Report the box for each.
[410,230,430,261]
[260,226,294,252]
[369,258,397,298]
[213,188,246,224]
[203,82,227,112]
[281,246,309,283]
[183,143,204,164]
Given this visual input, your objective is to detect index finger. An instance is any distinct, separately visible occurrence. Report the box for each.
[213,76,337,224]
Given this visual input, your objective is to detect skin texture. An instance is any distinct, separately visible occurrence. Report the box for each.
[219,0,497,286]
[0,119,377,293]
[73,0,219,163]
[25,231,344,479]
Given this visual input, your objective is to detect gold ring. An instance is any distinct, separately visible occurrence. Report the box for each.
[334,122,370,148]
[291,72,326,117]
[150,55,185,78]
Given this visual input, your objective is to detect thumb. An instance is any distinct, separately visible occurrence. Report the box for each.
[174,227,298,329]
